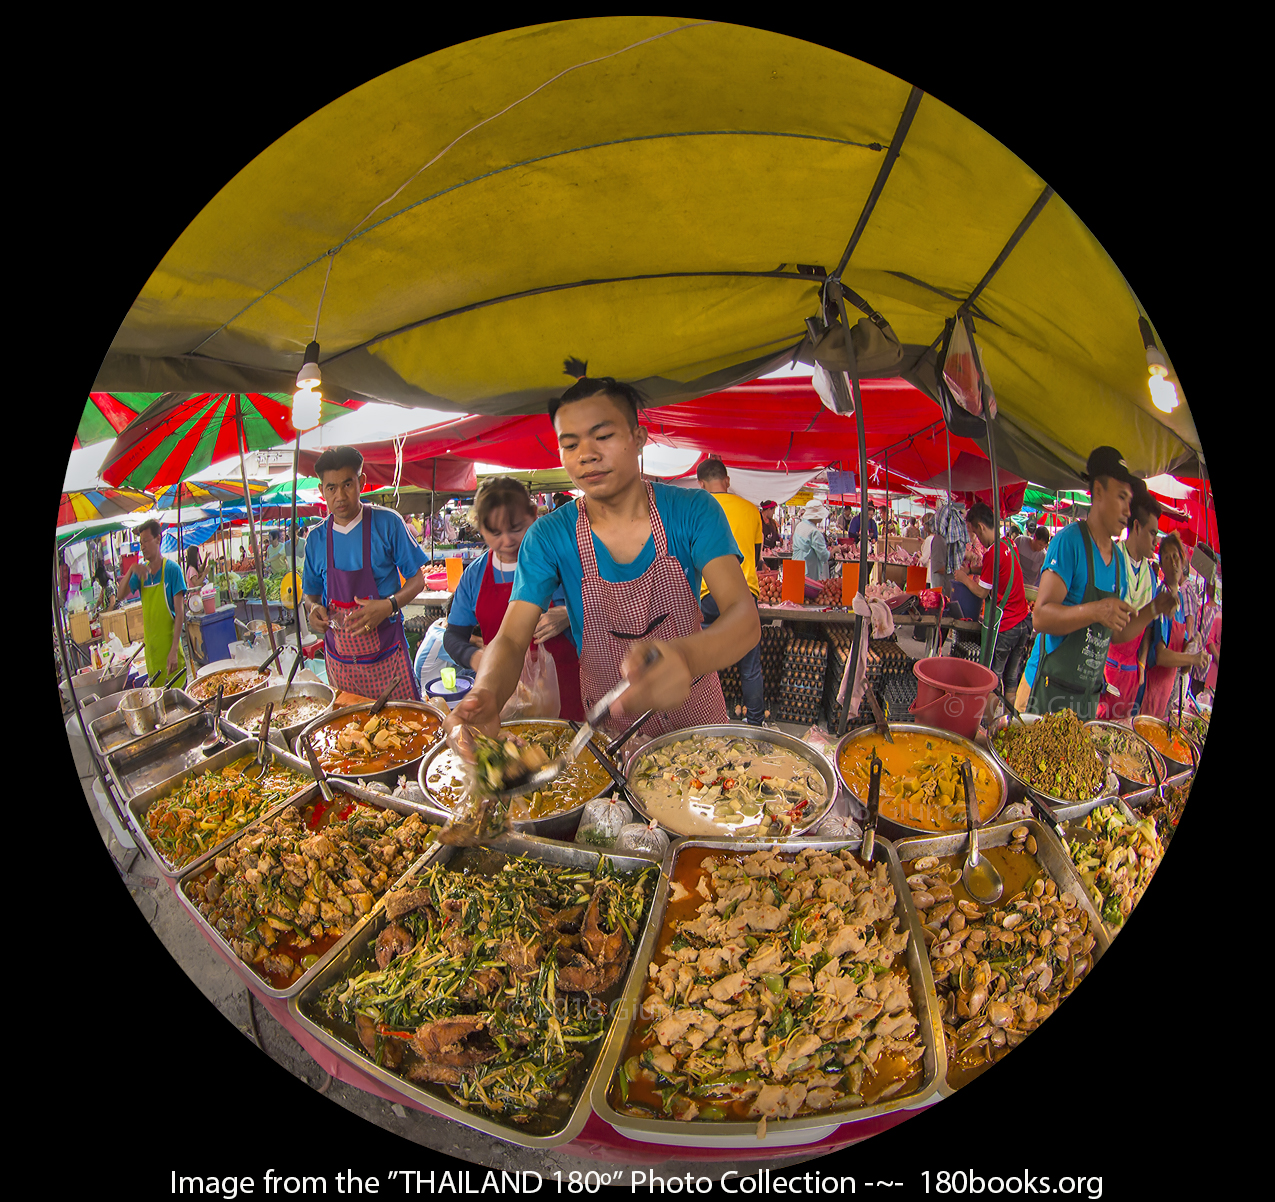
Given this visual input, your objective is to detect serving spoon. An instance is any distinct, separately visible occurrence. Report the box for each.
[960,757,1004,904]
[200,685,229,754]
[860,752,883,862]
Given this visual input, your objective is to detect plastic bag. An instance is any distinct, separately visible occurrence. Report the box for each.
[613,819,669,861]
[575,795,634,849]
[499,642,560,720]
[941,317,982,416]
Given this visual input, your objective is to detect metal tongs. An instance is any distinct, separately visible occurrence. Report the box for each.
[860,752,883,861]
[247,702,275,780]
[863,682,893,744]
[301,733,336,805]
[200,685,228,754]
[256,642,287,676]
[366,677,400,719]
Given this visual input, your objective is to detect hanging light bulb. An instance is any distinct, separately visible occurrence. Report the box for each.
[292,340,324,431]
[1138,318,1179,413]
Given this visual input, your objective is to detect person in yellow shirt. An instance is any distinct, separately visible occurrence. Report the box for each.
[697,458,765,724]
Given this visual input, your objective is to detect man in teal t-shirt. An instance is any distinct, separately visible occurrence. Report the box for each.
[445,377,760,739]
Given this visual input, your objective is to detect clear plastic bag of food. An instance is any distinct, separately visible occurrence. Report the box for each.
[575,795,634,848]
[499,643,561,721]
[613,819,669,860]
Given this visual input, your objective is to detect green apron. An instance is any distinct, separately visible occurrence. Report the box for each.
[140,567,187,688]
[1027,523,1122,720]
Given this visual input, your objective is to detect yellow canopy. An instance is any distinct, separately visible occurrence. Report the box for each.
[96,18,1196,486]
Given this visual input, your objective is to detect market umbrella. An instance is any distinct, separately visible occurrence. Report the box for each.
[58,485,155,527]
[96,18,1198,486]
[150,477,271,508]
[75,393,163,449]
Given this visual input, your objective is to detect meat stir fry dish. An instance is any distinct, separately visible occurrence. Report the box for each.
[904,826,1098,1089]
[144,756,311,870]
[631,738,827,838]
[1062,805,1163,929]
[186,669,267,703]
[321,854,657,1124]
[308,706,442,775]
[992,711,1108,800]
[613,847,924,1136]
[185,803,439,988]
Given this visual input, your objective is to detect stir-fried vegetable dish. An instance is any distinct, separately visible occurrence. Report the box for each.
[187,668,267,703]
[1062,805,1163,929]
[144,755,310,869]
[838,732,1001,831]
[631,737,826,838]
[185,801,439,988]
[1086,724,1157,785]
[992,711,1107,800]
[612,847,924,1136]
[237,695,330,734]
[321,852,656,1126]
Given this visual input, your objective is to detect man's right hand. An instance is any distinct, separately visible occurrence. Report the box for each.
[1151,586,1178,617]
[444,686,502,739]
[308,604,330,635]
[1092,597,1137,633]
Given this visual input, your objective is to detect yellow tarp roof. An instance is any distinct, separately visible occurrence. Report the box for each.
[96,18,1196,486]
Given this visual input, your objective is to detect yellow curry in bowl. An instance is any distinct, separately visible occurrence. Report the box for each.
[837,731,1002,832]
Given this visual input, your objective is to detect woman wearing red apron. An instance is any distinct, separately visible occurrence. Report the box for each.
[1141,534,1206,720]
[302,447,428,702]
[446,378,758,742]
[442,477,584,720]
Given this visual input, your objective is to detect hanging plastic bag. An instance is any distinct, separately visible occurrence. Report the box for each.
[613,819,669,861]
[941,317,982,416]
[499,642,561,720]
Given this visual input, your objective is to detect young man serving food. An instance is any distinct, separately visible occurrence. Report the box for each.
[446,377,760,739]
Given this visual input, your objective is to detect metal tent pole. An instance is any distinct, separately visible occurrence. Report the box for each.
[234,397,278,658]
[292,434,303,658]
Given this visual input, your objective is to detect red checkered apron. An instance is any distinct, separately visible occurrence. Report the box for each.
[323,505,421,702]
[576,482,727,738]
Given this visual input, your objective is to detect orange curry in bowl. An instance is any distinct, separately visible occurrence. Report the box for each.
[1133,718,1195,767]
[306,705,443,775]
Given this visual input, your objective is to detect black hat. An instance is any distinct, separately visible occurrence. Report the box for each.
[1084,446,1139,487]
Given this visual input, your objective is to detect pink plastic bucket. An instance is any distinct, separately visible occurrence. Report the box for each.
[909,656,999,740]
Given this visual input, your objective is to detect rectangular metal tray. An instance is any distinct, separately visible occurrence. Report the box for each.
[1052,795,1150,943]
[288,832,664,1149]
[124,737,313,878]
[106,711,247,801]
[89,689,201,761]
[894,818,1110,1099]
[590,836,945,1146]
[176,780,448,1000]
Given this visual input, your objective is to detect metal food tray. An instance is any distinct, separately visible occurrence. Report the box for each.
[106,710,248,801]
[175,779,448,1000]
[834,723,1009,839]
[223,682,337,751]
[987,713,1120,813]
[894,818,1111,1099]
[89,689,201,761]
[418,718,615,842]
[1083,720,1166,809]
[288,832,663,1148]
[625,723,839,839]
[1051,794,1149,942]
[296,699,448,786]
[1131,716,1198,786]
[123,737,313,879]
[591,836,945,1147]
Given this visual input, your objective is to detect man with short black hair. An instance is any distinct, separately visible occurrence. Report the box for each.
[447,377,757,738]
[1027,447,1176,717]
[117,518,188,686]
[1016,525,1049,587]
[302,446,428,700]
[847,503,878,542]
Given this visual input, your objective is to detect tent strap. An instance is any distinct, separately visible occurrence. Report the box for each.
[959,186,1055,316]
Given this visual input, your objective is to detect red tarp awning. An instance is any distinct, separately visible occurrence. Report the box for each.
[299,378,990,481]
[1152,477,1219,553]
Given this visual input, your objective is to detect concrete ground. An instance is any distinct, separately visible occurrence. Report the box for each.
[72,727,831,1176]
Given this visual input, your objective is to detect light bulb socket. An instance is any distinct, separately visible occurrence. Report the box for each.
[1145,346,1166,373]
[295,340,322,390]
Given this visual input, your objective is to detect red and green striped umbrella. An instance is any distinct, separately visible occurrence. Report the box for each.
[58,486,155,527]
[100,393,361,490]
[149,477,270,508]
[76,393,163,449]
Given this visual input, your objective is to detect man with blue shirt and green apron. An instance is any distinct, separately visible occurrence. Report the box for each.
[117,519,188,687]
[1028,448,1176,719]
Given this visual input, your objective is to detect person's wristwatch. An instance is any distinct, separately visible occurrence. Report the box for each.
[389,596,401,617]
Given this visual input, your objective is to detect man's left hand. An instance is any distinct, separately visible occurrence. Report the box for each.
[353,596,393,634]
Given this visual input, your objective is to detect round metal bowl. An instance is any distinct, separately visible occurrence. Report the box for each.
[1131,715,1199,775]
[833,723,1008,839]
[184,665,275,705]
[987,712,1118,807]
[296,699,448,786]
[119,687,167,736]
[1084,720,1167,794]
[224,682,336,749]
[417,718,613,841]
[624,723,837,839]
